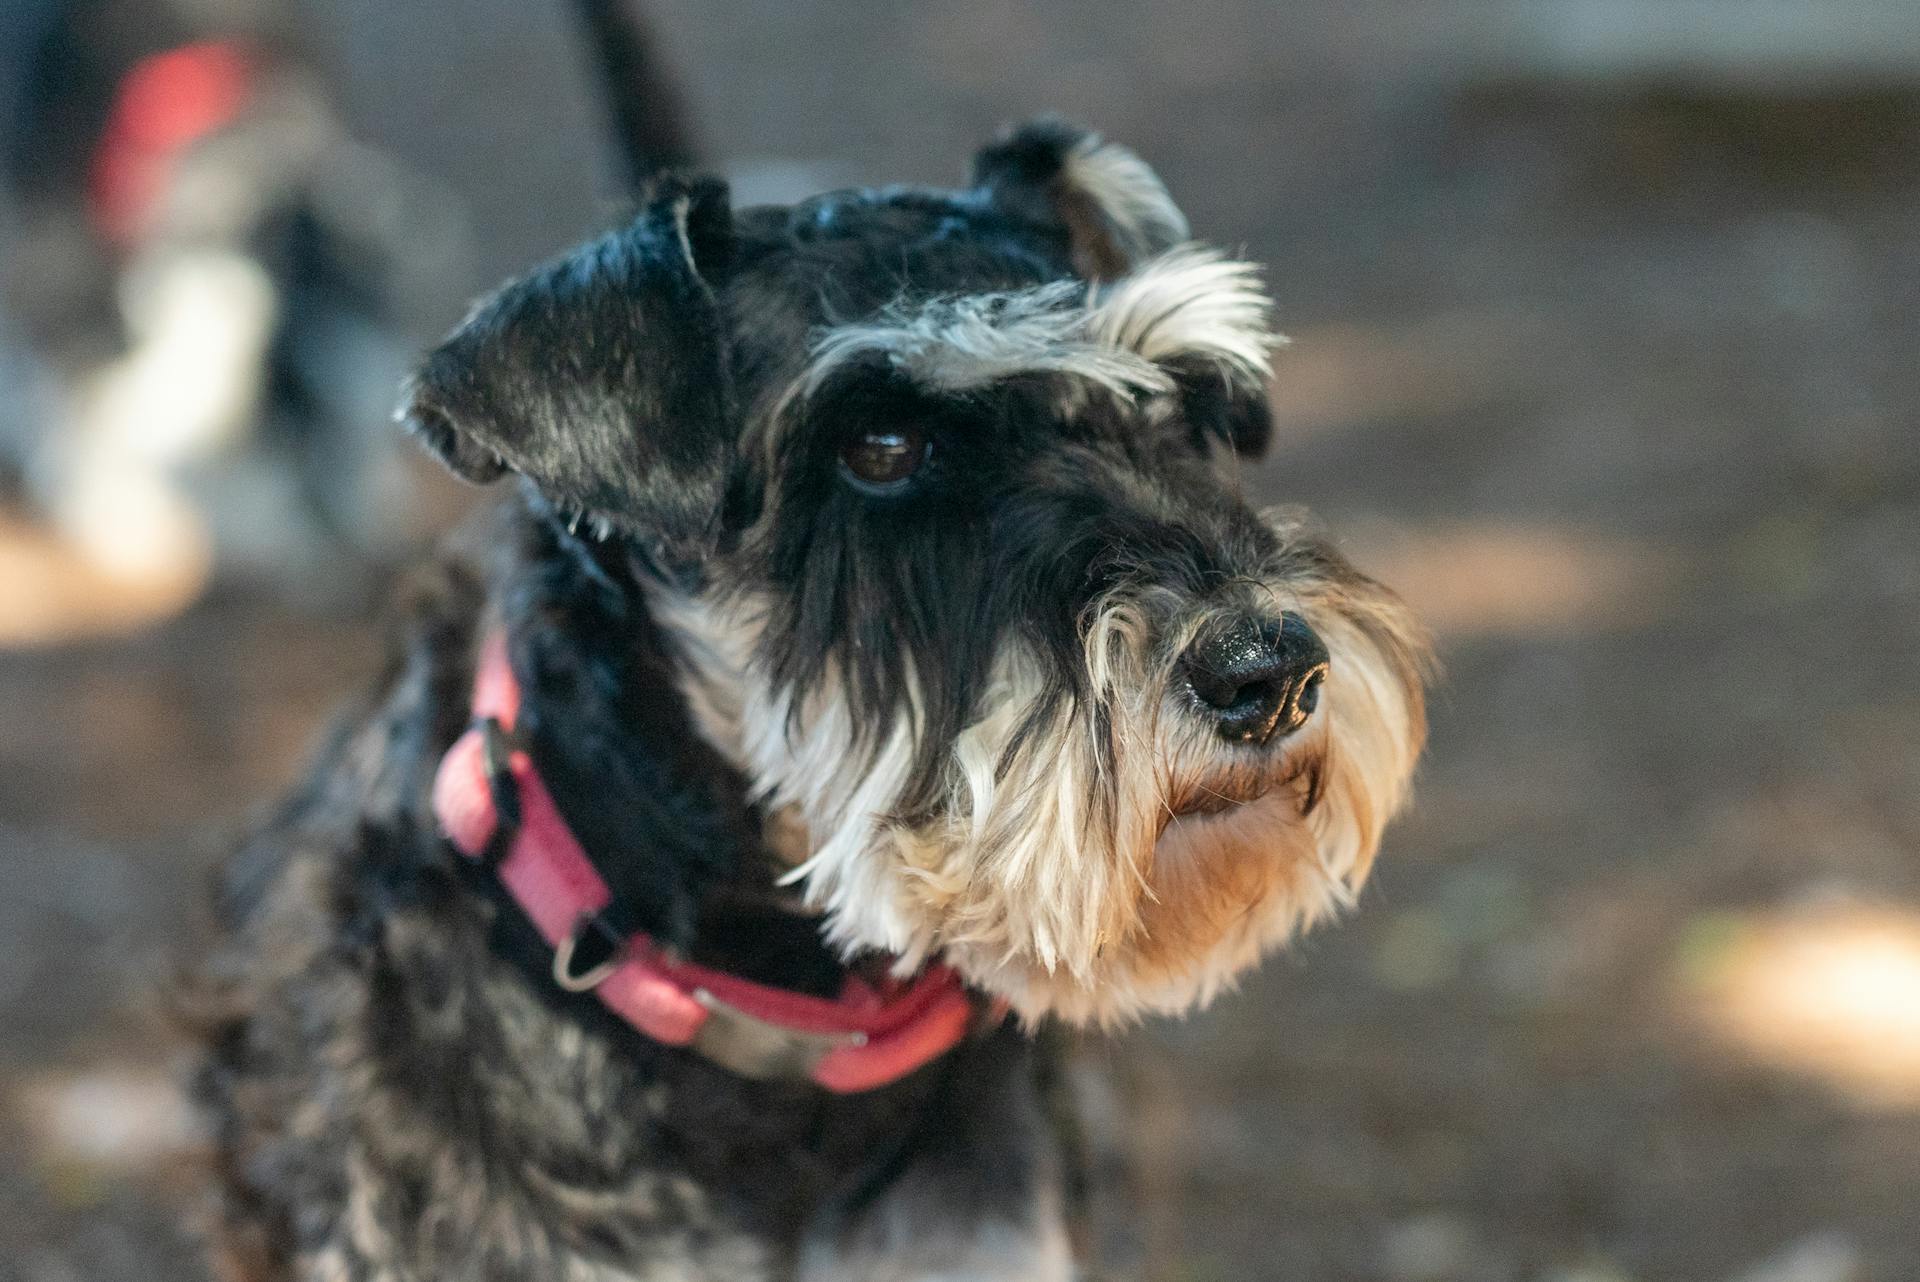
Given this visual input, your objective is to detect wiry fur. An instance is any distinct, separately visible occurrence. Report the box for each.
[657,510,1425,1028]
[798,245,1279,411]
[802,282,1173,402]
[667,228,1421,1029]
[198,117,1429,1282]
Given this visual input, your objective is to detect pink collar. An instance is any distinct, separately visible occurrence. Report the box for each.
[431,634,979,1092]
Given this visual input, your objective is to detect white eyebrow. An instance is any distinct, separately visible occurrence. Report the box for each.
[796,245,1280,404]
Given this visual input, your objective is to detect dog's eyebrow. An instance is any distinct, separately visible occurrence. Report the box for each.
[1087,246,1282,390]
[796,246,1280,404]
[802,281,1172,400]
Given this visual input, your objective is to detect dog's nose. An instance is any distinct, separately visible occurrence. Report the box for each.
[1183,615,1329,744]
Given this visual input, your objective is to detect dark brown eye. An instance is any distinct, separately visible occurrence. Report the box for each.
[839,427,929,491]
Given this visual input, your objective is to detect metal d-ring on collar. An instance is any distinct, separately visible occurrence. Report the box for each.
[475,716,628,994]
[552,911,629,993]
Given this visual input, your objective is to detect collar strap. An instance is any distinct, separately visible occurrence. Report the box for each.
[431,633,980,1092]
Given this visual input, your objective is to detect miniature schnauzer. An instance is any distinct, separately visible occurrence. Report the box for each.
[196,120,1429,1281]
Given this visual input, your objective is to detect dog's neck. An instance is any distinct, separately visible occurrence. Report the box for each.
[482,505,847,997]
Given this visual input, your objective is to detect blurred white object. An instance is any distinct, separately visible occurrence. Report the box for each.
[16,1064,202,1172]
[42,248,272,583]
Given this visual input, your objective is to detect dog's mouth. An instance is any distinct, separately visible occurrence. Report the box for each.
[1166,775,1275,820]
[1164,739,1333,826]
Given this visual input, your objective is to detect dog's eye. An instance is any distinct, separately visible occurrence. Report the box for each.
[839,428,929,492]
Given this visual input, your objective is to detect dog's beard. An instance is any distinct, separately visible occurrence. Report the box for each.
[650,537,1427,1028]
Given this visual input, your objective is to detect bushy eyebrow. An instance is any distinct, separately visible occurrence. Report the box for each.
[1087,246,1280,389]
[793,245,1281,407]
[802,281,1172,401]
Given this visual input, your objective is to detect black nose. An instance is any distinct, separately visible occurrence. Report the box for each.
[1183,615,1330,744]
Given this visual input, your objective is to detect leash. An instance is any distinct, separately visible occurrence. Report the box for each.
[431,633,980,1092]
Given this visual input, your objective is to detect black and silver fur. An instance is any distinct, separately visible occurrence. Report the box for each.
[196,118,1429,1281]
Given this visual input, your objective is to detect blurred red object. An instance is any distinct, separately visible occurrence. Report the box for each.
[87,39,257,246]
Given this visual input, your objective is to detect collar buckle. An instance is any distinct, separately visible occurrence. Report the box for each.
[688,987,864,1081]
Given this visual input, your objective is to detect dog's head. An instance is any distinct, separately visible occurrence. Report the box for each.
[405,121,1430,1026]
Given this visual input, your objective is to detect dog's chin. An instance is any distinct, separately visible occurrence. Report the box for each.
[893,773,1351,1030]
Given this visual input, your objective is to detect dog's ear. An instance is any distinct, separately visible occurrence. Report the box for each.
[403,176,736,551]
[1172,356,1273,459]
[972,118,1189,280]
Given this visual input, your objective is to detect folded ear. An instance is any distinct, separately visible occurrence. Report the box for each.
[402,176,736,551]
[972,117,1190,280]
[1170,356,1273,459]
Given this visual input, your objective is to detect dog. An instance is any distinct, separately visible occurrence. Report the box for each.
[194,117,1430,1281]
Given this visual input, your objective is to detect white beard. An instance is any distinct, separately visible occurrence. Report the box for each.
[646,523,1427,1028]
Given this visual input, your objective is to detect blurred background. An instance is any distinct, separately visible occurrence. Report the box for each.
[3,1,1919,1279]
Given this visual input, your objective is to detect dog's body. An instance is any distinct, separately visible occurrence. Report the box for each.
[198,507,1082,1281]
[197,121,1428,1281]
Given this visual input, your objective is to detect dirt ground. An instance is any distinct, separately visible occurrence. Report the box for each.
[4,4,1920,1280]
